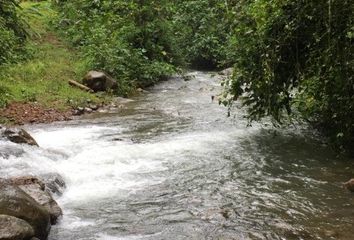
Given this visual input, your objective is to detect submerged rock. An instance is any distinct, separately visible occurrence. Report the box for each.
[2,128,39,147]
[11,176,63,225]
[0,214,35,240]
[0,146,25,159]
[182,75,194,82]
[0,184,51,240]
[40,173,66,196]
[344,179,354,192]
[82,71,118,92]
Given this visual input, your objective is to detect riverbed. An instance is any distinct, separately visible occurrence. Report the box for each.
[1,72,353,239]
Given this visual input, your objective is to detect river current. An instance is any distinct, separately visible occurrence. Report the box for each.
[1,72,353,240]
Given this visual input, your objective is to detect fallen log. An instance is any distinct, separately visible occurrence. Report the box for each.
[68,80,93,92]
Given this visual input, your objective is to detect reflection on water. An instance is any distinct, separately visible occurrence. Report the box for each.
[1,72,353,240]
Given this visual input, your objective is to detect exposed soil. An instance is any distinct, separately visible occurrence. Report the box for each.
[0,102,73,125]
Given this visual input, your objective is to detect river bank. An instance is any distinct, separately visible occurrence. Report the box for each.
[0,1,112,126]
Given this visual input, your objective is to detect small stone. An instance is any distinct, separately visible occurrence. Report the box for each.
[183,75,193,81]
[323,230,338,238]
[84,107,93,113]
[112,138,124,142]
[344,179,354,192]
[89,104,99,111]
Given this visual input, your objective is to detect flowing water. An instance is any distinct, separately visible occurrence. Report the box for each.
[1,72,354,240]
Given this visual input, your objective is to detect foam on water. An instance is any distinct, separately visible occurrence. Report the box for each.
[25,124,250,205]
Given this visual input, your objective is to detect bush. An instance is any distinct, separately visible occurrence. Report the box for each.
[0,0,28,64]
[54,0,181,93]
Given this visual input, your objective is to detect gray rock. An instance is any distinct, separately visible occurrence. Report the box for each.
[0,214,35,240]
[89,104,99,111]
[219,67,233,76]
[182,75,194,81]
[2,128,39,147]
[82,71,118,92]
[84,107,93,113]
[10,177,63,225]
[40,173,66,196]
[0,184,51,240]
[73,107,85,116]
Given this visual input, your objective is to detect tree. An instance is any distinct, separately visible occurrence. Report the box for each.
[223,0,354,153]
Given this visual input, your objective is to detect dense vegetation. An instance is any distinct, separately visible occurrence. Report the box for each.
[0,0,28,64]
[1,0,353,153]
[53,0,182,95]
[0,1,100,112]
[220,0,354,153]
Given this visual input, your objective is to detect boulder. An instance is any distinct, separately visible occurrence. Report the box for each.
[10,176,45,190]
[0,184,51,240]
[0,214,35,240]
[344,179,354,192]
[2,128,39,147]
[82,71,118,92]
[11,176,63,225]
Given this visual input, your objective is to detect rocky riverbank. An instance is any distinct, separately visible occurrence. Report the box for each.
[0,128,65,240]
[0,71,138,126]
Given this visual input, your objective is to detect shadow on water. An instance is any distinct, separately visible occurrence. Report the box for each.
[230,129,354,239]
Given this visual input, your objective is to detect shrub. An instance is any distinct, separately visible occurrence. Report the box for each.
[54,0,181,93]
[0,0,28,64]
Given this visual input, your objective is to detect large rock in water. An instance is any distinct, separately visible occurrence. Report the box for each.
[2,128,39,146]
[0,214,35,240]
[0,184,51,240]
[82,71,118,92]
[11,176,63,224]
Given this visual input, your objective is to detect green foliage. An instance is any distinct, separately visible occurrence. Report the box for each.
[0,0,28,64]
[0,1,101,110]
[223,0,354,152]
[172,0,238,69]
[54,0,181,92]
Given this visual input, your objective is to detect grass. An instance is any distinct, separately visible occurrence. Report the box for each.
[0,1,108,111]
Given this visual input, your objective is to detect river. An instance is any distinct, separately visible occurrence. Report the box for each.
[1,72,353,240]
